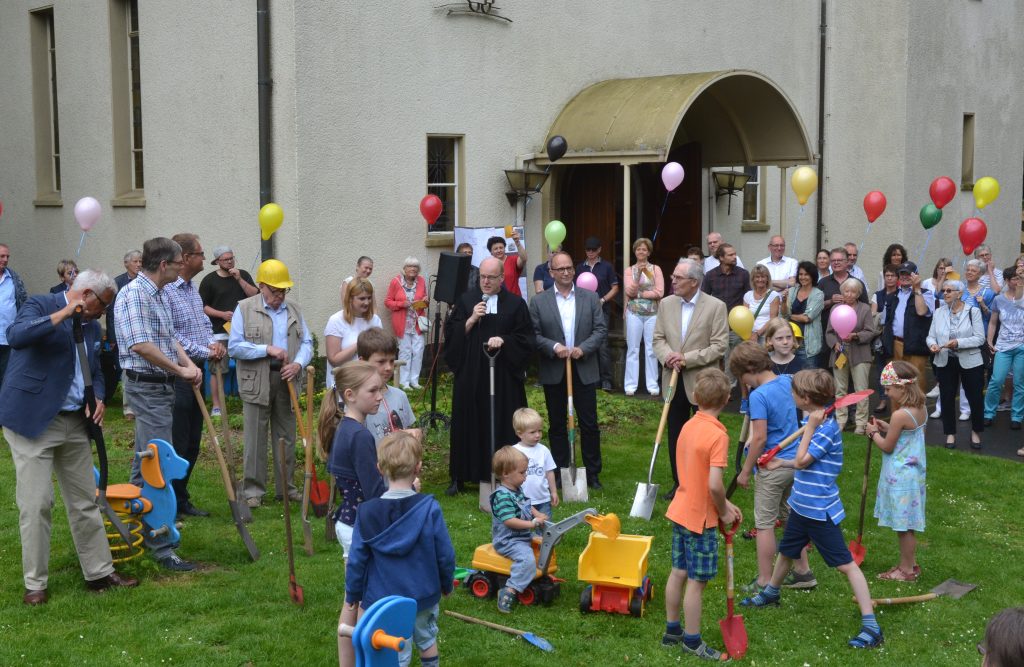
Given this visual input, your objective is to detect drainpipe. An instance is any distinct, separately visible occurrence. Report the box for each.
[257,0,274,260]
[814,0,827,251]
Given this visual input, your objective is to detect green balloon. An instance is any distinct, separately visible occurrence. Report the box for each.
[919,203,942,230]
[545,220,566,250]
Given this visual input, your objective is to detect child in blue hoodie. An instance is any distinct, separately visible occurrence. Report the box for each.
[342,431,455,667]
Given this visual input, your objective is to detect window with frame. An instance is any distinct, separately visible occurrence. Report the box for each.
[30,7,61,204]
[741,166,762,222]
[426,136,462,233]
[110,0,145,203]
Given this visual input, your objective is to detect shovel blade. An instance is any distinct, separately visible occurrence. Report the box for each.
[719,615,748,660]
[629,482,659,520]
[289,577,304,606]
[311,480,330,518]
[522,632,554,652]
[228,500,261,561]
[560,467,588,502]
[848,539,866,566]
[932,578,978,600]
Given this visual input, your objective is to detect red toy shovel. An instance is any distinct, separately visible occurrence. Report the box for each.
[848,417,876,565]
[757,390,874,466]
[719,519,747,659]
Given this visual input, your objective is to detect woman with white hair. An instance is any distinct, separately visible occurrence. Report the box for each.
[824,278,878,433]
[385,257,427,389]
[927,279,986,449]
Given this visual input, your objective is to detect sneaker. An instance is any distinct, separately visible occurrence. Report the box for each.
[959,410,971,421]
[930,408,941,419]
[739,577,765,595]
[287,489,302,502]
[926,385,940,398]
[156,552,196,572]
[410,383,423,390]
[782,569,818,589]
[740,589,780,608]
[854,426,866,435]
[496,587,516,613]
[661,632,684,647]
[246,496,262,508]
[211,407,222,417]
[998,400,1012,412]
[624,390,635,396]
[680,640,727,661]
[848,626,884,649]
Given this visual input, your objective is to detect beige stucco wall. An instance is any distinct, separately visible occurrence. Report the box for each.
[0,1,1020,344]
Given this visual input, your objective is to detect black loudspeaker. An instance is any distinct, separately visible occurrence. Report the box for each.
[434,251,471,305]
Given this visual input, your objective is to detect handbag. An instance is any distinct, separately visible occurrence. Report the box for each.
[417,314,430,333]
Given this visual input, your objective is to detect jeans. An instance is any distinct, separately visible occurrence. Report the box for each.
[984,346,1024,421]
[494,537,536,593]
[624,310,659,393]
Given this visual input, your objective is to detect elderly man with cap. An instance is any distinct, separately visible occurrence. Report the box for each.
[0,270,139,605]
[199,245,257,416]
[114,236,203,571]
[228,259,312,509]
[577,236,619,391]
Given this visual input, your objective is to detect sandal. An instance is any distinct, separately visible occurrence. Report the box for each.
[848,625,884,649]
[877,565,920,581]
[680,640,728,661]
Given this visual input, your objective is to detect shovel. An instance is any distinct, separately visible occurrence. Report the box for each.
[560,357,588,502]
[304,366,330,518]
[719,519,748,660]
[848,417,875,566]
[630,368,678,519]
[212,362,251,523]
[725,412,751,500]
[863,578,977,606]
[278,436,304,606]
[444,611,553,652]
[478,345,502,505]
[193,385,260,561]
[287,377,314,557]
[757,389,874,466]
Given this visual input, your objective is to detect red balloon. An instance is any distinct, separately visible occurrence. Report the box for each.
[419,194,443,226]
[929,176,956,209]
[958,217,988,255]
[863,191,886,223]
[0,200,4,219]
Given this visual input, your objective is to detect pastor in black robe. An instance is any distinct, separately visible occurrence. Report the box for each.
[444,287,532,483]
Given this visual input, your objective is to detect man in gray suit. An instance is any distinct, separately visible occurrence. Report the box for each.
[529,251,608,488]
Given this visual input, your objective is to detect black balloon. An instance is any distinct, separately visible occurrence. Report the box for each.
[547,135,568,162]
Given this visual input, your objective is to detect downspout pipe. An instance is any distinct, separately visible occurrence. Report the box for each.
[814,0,827,251]
[258,0,274,260]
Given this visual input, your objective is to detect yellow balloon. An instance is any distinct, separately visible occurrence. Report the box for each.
[259,203,284,241]
[791,166,818,206]
[728,306,754,341]
[973,176,1000,210]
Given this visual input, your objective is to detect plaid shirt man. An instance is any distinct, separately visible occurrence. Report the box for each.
[702,265,750,311]
[114,272,178,374]
[165,276,214,360]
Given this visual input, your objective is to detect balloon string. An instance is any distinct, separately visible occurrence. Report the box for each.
[76,231,87,257]
[859,222,871,252]
[919,229,934,262]
[791,206,805,253]
[651,191,672,243]
[250,248,261,275]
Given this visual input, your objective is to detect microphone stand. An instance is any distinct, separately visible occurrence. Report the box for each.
[420,277,451,431]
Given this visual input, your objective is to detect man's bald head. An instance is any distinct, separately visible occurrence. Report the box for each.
[479,257,503,295]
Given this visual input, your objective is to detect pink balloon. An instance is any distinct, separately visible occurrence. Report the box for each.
[576,272,598,292]
[74,196,102,232]
[661,162,685,192]
[830,304,857,340]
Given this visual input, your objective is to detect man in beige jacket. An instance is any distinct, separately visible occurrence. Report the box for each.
[653,257,729,497]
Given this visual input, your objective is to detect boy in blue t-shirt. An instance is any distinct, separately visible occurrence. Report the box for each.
[741,369,883,649]
[729,341,815,593]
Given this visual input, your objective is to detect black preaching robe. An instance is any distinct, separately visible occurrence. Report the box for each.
[445,287,532,482]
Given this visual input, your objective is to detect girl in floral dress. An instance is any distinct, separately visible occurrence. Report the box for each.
[864,361,927,581]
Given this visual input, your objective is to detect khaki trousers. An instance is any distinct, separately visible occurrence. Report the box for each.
[241,370,297,500]
[834,361,872,430]
[892,339,930,393]
[5,414,114,591]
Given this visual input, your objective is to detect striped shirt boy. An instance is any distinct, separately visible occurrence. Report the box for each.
[787,416,845,523]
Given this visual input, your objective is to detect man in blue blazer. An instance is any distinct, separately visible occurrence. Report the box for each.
[529,251,608,488]
[0,270,138,605]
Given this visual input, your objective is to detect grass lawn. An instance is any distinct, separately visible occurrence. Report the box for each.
[0,377,1020,666]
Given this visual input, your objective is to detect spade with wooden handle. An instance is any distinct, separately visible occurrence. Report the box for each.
[287,378,314,557]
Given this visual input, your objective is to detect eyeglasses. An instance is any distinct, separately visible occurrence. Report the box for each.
[266,286,290,297]
[166,259,184,268]
[219,256,235,263]
[847,254,858,259]
[90,290,110,308]
[769,243,785,248]
[671,274,695,282]
[942,288,959,293]
[479,273,502,281]
[186,251,206,259]
[830,258,846,264]
[551,266,574,274]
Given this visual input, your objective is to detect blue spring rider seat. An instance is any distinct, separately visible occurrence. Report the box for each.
[338,596,417,667]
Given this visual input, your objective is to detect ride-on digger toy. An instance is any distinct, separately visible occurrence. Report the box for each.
[464,508,615,606]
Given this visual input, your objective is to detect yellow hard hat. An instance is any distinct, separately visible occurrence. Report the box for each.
[256,259,294,289]
[790,322,803,338]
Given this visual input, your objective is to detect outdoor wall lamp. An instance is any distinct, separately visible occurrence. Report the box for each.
[713,170,750,214]
[504,168,550,206]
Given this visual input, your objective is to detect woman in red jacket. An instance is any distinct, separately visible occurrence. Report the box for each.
[385,257,428,389]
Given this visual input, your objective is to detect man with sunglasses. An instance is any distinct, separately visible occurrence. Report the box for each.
[228,258,313,510]
[1,270,139,605]
[114,236,203,571]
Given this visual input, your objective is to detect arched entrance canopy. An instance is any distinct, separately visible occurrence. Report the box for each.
[536,70,814,167]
